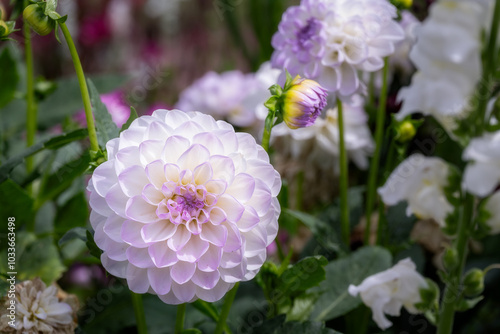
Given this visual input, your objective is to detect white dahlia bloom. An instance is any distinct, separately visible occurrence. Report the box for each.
[271,0,404,98]
[484,191,500,234]
[88,109,281,304]
[378,154,453,226]
[0,278,77,334]
[272,95,374,172]
[463,131,500,197]
[396,0,489,131]
[348,258,428,330]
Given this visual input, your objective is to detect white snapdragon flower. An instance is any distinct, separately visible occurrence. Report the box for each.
[378,154,454,226]
[396,0,489,131]
[348,258,428,330]
[463,131,500,197]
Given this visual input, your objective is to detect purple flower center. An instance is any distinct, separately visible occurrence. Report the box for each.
[157,183,213,224]
[297,18,320,49]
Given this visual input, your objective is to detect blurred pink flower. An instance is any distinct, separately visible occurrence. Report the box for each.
[74,91,130,128]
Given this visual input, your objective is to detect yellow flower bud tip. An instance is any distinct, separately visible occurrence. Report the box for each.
[397,121,417,142]
[23,4,56,36]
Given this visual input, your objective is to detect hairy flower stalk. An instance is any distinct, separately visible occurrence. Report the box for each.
[88,109,281,304]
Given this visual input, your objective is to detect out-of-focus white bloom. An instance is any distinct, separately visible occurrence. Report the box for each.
[272,95,374,172]
[348,258,428,330]
[396,0,489,131]
[271,0,404,99]
[88,109,281,304]
[391,10,420,76]
[176,71,262,128]
[378,154,453,226]
[463,131,500,197]
[484,191,500,234]
[0,278,77,334]
[253,62,282,121]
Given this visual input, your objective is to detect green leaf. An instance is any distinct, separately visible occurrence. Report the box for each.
[0,47,19,108]
[455,296,484,312]
[0,180,34,231]
[192,300,220,322]
[279,256,328,294]
[310,246,392,321]
[55,192,89,235]
[120,106,138,132]
[58,227,87,246]
[253,315,342,334]
[86,230,102,260]
[0,128,88,184]
[87,78,120,148]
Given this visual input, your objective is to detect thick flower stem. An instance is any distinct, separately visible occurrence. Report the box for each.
[337,98,350,247]
[436,194,474,334]
[24,2,36,177]
[214,282,240,334]
[175,303,186,334]
[261,118,273,152]
[364,58,389,245]
[130,292,148,334]
[59,22,99,153]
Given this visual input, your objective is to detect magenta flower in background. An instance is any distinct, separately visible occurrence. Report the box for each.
[88,109,281,304]
[75,91,130,128]
[281,76,327,129]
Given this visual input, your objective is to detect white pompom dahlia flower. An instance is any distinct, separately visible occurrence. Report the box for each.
[88,109,281,304]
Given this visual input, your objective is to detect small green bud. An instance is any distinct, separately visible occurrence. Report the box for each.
[443,247,459,271]
[23,4,56,36]
[416,278,440,311]
[0,20,8,36]
[463,269,484,297]
[396,120,417,143]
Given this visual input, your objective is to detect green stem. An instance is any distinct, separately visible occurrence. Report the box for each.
[364,58,389,245]
[59,22,99,153]
[261,120,273,152]
[24,1,36,179]
[174,304,186,334]
[436,194,474,334]
[214,282,240,334]
[130,292,148,334]
[476,0,500,135]
[337,98,350,247]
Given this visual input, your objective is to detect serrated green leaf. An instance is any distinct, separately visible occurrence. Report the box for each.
[310,246,392,321]
[0,47,19,108]
[87,78,119,148]
[279,256,328,294]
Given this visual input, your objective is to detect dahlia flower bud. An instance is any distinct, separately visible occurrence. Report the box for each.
[88,109,281,304]
[395,120,418,143]
[348,258,428,330]
[23,4,56,36]
[280,75,328,129]
[0,278,78,333]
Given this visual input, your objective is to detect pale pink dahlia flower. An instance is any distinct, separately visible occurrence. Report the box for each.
[88,109,281,304]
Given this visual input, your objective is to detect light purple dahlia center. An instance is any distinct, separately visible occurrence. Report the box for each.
[297,18,321,49]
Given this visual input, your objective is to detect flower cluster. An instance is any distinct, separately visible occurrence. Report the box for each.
[271,0,404,98]
[176,71,264,128]
[378,154,454,227]
[396,0,489,131]
[0,278,78,334]
[88,109,281,304]
[349,258,428,330]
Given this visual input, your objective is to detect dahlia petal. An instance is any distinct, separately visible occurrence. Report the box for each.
[105,184,130,217]
[103,214,125,242]
[208,207,227,225]
[145,121,172,141]
[193,162,213,185]
[192,132,225,155]
[226,173,255,202]
[217,194,245,223]
[185,219,202,235]
[148,242,178,267]
[139,140,167,165]
[121,220,149,248]
[176,237,210,263]
[142,184,164,205]
[115,146,142,174]
[200,224,228,247]
[209,155,235,184]
[198,246,223,272]
[171,281,197,303]
[90,210,107,230]
[177,144,211,171]
[158,109,190,127]
[126,264,150,293]
[195,281,233,303]
[214,129,238,154]
[219,262,246,283]
[220,248,243,269]
[191,270,220,289]
[106,138,120,160]
[126,247,154,268]
[158,290,183,305]
[142,221,177,243]
[245,181,272,215]
[223,223,243,252]
[245,159,277,187]
[243,225,267,256]
[172,121,204,140]
[246,250,267,271]
[170,261,196,284]
[104,238,129,261]
[89,189,113,217]
[162,136,191,164]
[101,253,127,277]
[118,165,149,197]
[148,267,172,295]
[205,179,227,195]
[119,127,144,149]
[126,196,159,223]
[92,161,117,197]
[164,163,181,182]
[236,206,260,232]
[167,225,191,251]
[145,160,167,189]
